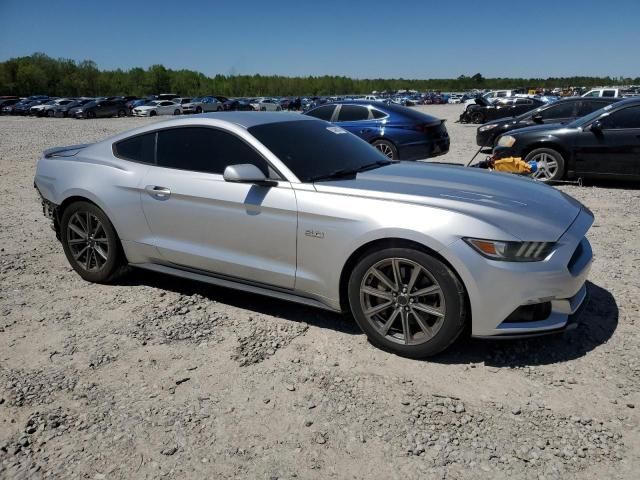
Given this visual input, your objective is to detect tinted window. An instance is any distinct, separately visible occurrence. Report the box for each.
[371,109,386,119]
[337,105,370,121]
[541,102,575,119]
[602,90,616,97]
[305,105,335,121]
[156,127,270,175]
[576,101,608,117]
[600,106,640,129]
[114,133,156,164]
[248,120,386,182]
[515,98,532,105]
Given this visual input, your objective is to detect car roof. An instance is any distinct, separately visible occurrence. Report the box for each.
[197,111,314,128]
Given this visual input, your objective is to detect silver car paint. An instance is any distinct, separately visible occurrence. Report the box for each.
[34,112,593,337]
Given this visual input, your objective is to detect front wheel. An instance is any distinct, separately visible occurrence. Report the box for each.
[149,110,157,117]
[372,139,398,160]
[348,248,466,358]
[173,109,181,115]
[117,109,126,117]
[60,202,126,283]
[47,110,55,117]
[524,148,565,182]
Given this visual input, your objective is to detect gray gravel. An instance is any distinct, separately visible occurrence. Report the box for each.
[0,108,638,479]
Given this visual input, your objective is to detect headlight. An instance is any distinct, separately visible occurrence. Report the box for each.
[463,238,555,262]
[479,124,498,132]
[497,135,516,147]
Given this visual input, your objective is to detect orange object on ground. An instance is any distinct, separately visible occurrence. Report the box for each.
[493,157,531,174]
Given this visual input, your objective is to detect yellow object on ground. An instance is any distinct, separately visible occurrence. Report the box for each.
[493,157,531,174]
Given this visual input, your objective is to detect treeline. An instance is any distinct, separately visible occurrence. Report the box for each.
[1,53,638,97]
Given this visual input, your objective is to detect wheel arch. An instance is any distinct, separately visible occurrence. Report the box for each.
[338,237,470,319]
[56,193,128,260]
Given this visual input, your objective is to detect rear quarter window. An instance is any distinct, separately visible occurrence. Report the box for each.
[113,132,156,164]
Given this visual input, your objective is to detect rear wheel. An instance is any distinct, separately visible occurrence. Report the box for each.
[372,139,398,160]
[470,111,484,123]
[117,109,126,117]
[87,111,96,119]
[348,248,466,358]
[524,148,565,182]
[47,110,55,117]
[60,201,126,283]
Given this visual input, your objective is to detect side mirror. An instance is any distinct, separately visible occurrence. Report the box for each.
[532,114,543,123]
[223,164,276,186]
[590,120,603,132]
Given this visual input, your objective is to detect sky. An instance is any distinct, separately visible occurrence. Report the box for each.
[1,0,639,79]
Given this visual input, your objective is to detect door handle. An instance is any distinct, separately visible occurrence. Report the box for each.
[145,185,171,200]
[360,128,371,134]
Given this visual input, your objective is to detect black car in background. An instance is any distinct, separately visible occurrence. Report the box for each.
[0,98,20,112]
[476,97,621,146]
[462,96,545,124]
[222,98,255,111]
[493,98,640,182]
[73,99,128,118]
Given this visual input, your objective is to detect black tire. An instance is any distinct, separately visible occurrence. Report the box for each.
[47,110,55,117]
[60,201,126,283]
[117,109,126,117]
[470,111,484,124]
[372,139,399,160]
[524,147,565,182]
[196,106,203,114]
[276,106,282,111]
[87,111,96,119]
[348,247,466,358]
[149,110,157,117]
[173,109,181,115]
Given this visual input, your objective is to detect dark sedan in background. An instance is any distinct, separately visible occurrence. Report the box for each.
[223,98,255,111]
[493,98,640,181]
[73,99,128,118]
[54,98,94,117]
[304,101,449,160]
[462,96,545,124]
[476,97,621,147]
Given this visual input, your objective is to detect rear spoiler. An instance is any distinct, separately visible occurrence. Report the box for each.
[43,144,91,158]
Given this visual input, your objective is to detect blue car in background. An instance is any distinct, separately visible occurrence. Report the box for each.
[303,101,449,160]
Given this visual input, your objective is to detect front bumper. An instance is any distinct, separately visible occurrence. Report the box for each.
[445,208,594,337]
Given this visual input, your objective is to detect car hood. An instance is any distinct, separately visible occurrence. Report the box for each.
[505,122,568,136]
[314,162,583,241]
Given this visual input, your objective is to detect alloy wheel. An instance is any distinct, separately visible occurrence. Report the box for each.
[360,258,446,345]
[530,152,559,181]
[375,143,395,158]
[66,211,110,272]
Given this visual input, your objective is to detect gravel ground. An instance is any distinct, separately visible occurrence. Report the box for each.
[0,106,639,479]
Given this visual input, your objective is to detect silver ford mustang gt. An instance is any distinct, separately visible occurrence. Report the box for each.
[34,112,593,358]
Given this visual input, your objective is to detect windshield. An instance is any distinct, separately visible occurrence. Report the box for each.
[248,120,389,182]
[191,97,202,103]
[82,101,97,108]
[567,103,614,127]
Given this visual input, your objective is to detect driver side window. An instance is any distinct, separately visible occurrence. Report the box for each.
[599,106,640,129]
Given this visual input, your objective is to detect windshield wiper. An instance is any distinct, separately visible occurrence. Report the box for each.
[308,160,396,182]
